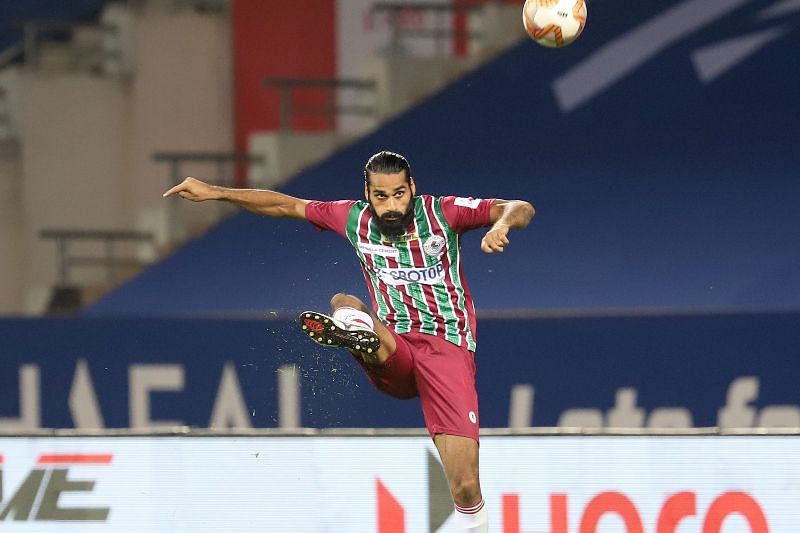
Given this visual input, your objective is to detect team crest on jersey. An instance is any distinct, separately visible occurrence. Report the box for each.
[423,235,446,258]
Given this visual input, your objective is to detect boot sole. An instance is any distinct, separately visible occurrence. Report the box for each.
[298,311,381,355]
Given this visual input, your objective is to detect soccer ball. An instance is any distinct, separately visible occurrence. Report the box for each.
[522,0,587,48]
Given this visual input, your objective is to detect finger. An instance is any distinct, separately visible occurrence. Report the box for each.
[487,240,504,252]
[488,230,509,242]
[163,184,184,198]
[500,236,510,245]
[481,240,494,253]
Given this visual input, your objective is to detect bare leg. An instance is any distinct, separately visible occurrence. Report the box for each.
[433,434,482,508]
[329,293,396,364]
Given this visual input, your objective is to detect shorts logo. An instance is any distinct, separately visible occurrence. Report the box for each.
[357,242,399,258]
[469,411,477,424]
[422,235,446,258]
[375,262,446,287]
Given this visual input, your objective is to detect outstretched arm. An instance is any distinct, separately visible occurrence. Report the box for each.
[480,199,535,253]
[163,177,310,220]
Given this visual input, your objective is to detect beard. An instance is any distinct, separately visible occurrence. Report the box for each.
[370,197,415,237]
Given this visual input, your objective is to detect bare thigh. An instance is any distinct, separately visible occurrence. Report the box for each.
[433,433,482,507]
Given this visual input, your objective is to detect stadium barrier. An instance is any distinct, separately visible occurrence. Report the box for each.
[0,428,796,532]
[2,314,799,431]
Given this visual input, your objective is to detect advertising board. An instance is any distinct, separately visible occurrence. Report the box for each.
[0,435,796,532]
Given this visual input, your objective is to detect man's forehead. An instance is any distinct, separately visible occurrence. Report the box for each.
[367,171,408,189]
[369,184,409,194]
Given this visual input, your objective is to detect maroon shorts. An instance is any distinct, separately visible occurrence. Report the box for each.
[357,331,480,441]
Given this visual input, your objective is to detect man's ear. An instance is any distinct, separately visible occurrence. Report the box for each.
[409,177,416,196]
[364,182,369,201]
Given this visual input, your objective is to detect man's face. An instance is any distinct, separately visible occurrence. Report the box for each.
[365,171,416,236]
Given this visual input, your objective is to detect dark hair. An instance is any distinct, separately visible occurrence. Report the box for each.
[364,151,411,185]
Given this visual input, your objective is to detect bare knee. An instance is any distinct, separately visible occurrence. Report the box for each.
[330,293,365,311]
[450,475,481,507]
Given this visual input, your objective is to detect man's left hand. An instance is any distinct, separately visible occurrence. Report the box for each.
[481,224,510,253]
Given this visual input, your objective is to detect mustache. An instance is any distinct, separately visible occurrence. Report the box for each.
[368,195,415,236]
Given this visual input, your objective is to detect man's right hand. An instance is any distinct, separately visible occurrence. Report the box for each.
[162,177,221,202]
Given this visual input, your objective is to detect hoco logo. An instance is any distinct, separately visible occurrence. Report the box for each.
[502,491,769,533]
[0,453,112,522]
[375,451,771,532]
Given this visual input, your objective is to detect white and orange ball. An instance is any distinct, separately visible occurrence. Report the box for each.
[523,0,587,48]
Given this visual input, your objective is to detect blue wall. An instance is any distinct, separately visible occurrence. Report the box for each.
[86,0,800,316]
[4,2,799,432]
[2,312,798,429]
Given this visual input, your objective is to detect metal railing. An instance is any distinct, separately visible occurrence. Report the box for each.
[166,0,230,14]
[263,77,378,132]
[40,228,156,285]
[154,151,266,243]
[0,86,10,139]
[153,151,265,187]
[0,42,24,70]
[10,19,121,73]
[371,2,485,56]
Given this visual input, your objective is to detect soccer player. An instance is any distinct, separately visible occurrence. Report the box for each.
[164,151,534,532]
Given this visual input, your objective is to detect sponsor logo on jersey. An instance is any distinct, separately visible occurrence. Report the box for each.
[357,242,399,258]
[454,197,481,209]
[375,262,446,286]
[381,232,418,243]
[423,235,446,258]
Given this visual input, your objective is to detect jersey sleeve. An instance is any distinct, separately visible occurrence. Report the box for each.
[304,200,356,238]
[439,196,496,233]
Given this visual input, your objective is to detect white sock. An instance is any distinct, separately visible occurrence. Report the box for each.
[332,307,374,332]
[454,498,488,532]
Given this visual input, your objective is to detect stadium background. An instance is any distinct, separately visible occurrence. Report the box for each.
[0,0,798,531]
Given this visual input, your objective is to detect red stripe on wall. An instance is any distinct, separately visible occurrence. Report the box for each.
[233,0,336,173]
[37,454,113,465]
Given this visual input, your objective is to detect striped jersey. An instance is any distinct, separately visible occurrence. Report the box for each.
[306,195,495,351]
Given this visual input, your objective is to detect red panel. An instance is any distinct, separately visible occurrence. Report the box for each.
[232,0,336,159]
